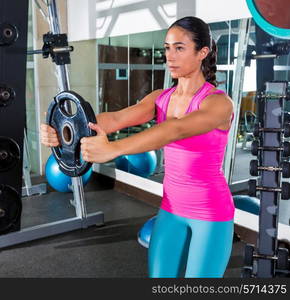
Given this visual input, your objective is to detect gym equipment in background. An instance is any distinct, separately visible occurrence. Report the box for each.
[0,0,29,234]
[243,0,290,278]
[0,0,104,249]
[137,216,156,248]
[46,91,96,177]
[45,154,92,193]
[244,81,290,278]
[115,151,157,178]
[233,195,260,215]
[22,130,47,197]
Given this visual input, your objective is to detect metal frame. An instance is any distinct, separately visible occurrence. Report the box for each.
[22,130,47,197]
[223,18,252,183]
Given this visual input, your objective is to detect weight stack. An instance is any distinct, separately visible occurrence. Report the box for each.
[0,0,29,234]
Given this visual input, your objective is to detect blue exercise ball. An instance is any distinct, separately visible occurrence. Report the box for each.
[45,154,92,192]
[115,151,157,178]
[233,195,260,215]
[137,216,156,248]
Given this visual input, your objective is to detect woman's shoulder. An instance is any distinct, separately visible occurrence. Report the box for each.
[202,89,234,111]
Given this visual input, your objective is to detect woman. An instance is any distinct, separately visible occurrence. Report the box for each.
[41,16,235,278]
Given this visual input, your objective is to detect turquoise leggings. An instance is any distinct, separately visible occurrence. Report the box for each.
[148,209,234,278]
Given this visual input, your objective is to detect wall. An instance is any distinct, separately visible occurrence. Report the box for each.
[67,0,252,41]
[67,0,196,41]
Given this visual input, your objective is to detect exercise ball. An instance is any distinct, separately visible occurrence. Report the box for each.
[115,151,157,178]
[45,154,92,192]
[137,216,156,248]
[233,195,260,215]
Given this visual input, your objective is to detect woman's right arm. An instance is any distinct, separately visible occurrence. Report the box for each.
[99,89,163,134]
[41,89,163,147]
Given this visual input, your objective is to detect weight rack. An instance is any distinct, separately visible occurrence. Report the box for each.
[243,81,290,277]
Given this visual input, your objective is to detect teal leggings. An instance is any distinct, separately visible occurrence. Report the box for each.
[148,209,234,278]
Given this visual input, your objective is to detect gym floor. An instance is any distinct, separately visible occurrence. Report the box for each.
[0,173,245,278]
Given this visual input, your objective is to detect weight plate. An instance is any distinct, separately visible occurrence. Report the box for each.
[0,23,18,46]
[46,91,97,177]
[0,184,22,233]
[0,137,20,172]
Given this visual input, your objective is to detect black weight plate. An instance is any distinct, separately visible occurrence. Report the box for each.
[250,159,258,176]
[284,123,290,138]
[251,140,259,156]
[244,243,255,266]
[248,179,257,197]
[282,161,290,178]
[277,248,289,270]
[241,267,252,278]
[46,91,97,177]
[0,23,18,46]
[283,141,290,157]
[0,85,15,107]
[253,123,260,138]
[0,137,20,172]
[281,182,290,200]
[0,184,22,233]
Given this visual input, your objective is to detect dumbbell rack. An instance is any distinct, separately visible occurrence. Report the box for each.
[243,81,290,277]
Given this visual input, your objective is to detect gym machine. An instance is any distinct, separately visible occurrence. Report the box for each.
[0,0,29,236]
[0,0,104,249]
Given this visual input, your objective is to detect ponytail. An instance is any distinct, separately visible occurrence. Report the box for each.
[202,39,217,87]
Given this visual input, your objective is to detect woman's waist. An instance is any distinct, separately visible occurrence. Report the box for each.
[164,144,226,159]
[164,149,225,173]
[164,171,227,185]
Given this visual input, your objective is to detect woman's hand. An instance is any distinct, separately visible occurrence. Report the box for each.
[40,123,60,147]
[81,123,120,163]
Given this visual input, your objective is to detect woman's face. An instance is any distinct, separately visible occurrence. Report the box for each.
[164,26,209,79]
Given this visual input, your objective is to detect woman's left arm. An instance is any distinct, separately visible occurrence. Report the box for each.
[81,94,233,163]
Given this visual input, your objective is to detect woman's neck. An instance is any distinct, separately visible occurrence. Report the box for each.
[175,73,206,96]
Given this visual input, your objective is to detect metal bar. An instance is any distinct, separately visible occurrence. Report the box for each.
[46,0,88,221]
[224,18,251,183]
[0,213,104,248]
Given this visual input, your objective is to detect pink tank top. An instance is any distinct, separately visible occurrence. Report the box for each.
[155,81,235,221]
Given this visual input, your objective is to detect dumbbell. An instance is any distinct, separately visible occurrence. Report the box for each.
[251,140,290,157]
[244,244,290,272]
[250,160,290,178]
[248,179,290,199]
[253,123,290,138]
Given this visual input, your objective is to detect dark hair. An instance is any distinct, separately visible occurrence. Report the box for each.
[168,16,217,87]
